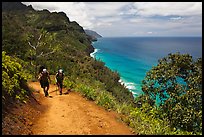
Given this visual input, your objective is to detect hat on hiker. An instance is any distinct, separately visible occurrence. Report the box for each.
[43,69,47,73]
[59,69,63,73]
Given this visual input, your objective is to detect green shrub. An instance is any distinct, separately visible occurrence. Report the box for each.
[96,91,117,110]
[128,106,168,134]
[115,102,134,115]
[124,103,197,135]
[2,51,31,105]
[62,77,76,90]
[76,84,97,101]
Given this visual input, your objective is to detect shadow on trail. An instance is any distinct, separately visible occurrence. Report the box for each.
[48,87,71,96]
[49,89,58,94]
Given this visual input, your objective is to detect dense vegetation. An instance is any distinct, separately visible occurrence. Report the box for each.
[2,2,202,135]
[138,53,202,133]
[133,53,202,134]
[2,51,32,108]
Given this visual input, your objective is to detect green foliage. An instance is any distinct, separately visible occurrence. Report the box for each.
[73,79,118,111]
[76,84,97,101]
[128,105,167,134]
[96,91,117,110]
[116,103,134,116]
[126,102,196,135]
[2,12,30,59]
[26,29,60,77]
[139,53,202,133]
[63,77,76,90]
[2,51,31,105]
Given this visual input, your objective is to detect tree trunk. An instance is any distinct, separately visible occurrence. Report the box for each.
[35,61,38,78]
[35,48,37,78]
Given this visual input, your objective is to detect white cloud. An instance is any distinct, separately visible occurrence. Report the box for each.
[22,2,202,37]
[96,22,112,27]
[170,16,183,20]
[132,2,202,17]
[129,18,150,24]
[85,2,128,17]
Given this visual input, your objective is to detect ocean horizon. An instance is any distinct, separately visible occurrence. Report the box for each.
[90,37,202,97]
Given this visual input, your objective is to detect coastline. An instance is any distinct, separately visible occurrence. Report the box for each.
[89,37,202,99]
[89,46,139,98]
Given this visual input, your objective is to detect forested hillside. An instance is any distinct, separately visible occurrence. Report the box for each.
[2,2,135,110]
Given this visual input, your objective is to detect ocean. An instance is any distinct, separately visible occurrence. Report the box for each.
[90,37,202,98]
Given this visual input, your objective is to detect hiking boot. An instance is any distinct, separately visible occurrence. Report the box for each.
[45,92,49,97]
[60,91,62,95]
[45,91,49,96]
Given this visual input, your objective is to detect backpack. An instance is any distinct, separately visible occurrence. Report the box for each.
[56,71,64,82]
[40,71,49,82]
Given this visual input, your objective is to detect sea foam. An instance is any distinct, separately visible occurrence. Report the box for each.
[119,78,140,97]
[90,48,99,58]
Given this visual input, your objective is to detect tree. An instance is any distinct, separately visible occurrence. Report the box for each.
[139,53,202,133]
[26,29,59,77]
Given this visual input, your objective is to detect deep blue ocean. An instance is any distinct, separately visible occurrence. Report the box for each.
[90,37,202,97]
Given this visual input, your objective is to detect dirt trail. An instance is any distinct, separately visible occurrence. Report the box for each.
[28,82,134,135]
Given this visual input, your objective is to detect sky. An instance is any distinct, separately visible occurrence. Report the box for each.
[22,2,202,37]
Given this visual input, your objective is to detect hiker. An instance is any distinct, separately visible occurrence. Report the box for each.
[38,68,51,97]
[55,69,64,95]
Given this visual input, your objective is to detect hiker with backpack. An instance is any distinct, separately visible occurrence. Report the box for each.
[38,68,51,97]
[55,69,64,95]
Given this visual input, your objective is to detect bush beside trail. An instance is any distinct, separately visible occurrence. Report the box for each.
[2,51,32,108]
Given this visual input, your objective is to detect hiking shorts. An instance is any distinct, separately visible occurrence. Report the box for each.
[40,80,49,88]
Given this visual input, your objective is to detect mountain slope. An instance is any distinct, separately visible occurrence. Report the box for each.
[85,29,102,41]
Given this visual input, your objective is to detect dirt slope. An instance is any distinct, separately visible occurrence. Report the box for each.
[28,82,134,135]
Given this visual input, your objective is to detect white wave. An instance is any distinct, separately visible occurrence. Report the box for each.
[118,79,123,84]
[118,79,136,90]
[118,78,141,97]
[126,84,136,90]
[132,92,138,95]
[90,48,99,58]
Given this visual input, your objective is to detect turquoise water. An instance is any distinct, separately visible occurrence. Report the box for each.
[91,37,202,97]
